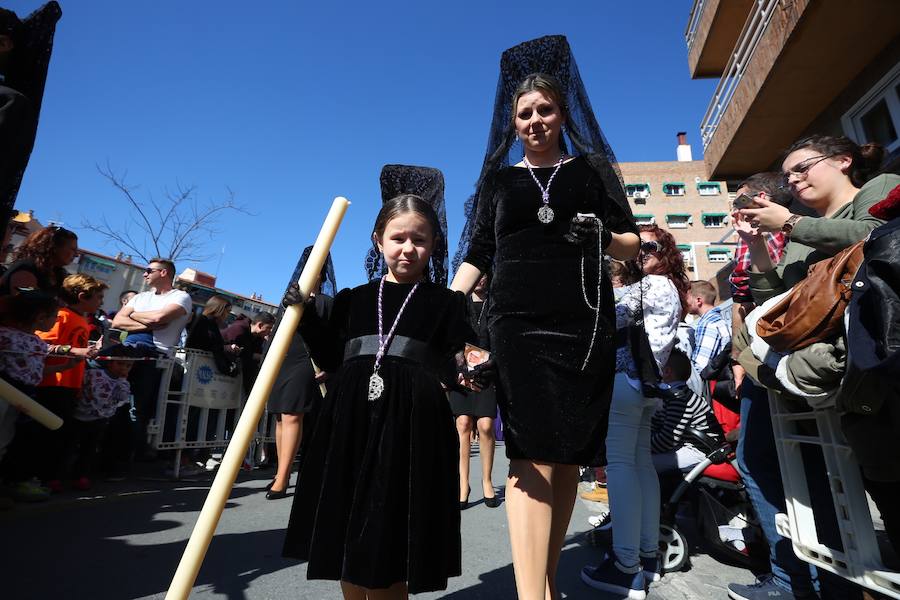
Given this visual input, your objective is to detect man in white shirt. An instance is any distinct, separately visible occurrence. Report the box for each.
[113,258,193,354]
[112,258,193,461]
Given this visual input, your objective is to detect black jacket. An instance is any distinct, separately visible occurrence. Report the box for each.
[838,216,900,481]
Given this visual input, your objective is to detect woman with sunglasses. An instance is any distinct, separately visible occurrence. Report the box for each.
[0,225,78,297]
[581,224,687,596]
[739,135,899,302]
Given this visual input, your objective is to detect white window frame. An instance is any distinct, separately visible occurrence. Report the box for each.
[666,215,691,229]
[697,183,721,196]
[680,249,694,270]
[634,215,656,226]
[708,250,731,263]
[664,184,686,196]
[702,214,727,228]
[626,184,650,198]
[842,62,900,153]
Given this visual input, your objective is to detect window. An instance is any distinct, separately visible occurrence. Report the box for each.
[665,213,692,229]
[625,183,651,200]
[662,182,686,196]
[697,182,721,196]
[842,63,900,153]
[678,244,693,270]
[633,214,655,226]
[706,248,732,263]
[702,212,728,228]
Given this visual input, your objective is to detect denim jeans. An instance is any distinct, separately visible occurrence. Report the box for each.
[737,380,817,595]
[606,373,660,567]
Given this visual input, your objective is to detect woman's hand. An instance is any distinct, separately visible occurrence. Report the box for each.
[731,210,760,243]
[738,197,792,233]
[564,215,611,249]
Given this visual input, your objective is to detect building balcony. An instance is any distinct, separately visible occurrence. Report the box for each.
[698,0,900,180]
[685,0,755,78]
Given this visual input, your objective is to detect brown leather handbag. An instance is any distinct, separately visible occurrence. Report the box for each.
[756,240,865,353]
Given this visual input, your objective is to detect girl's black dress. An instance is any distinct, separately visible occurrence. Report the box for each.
[282,279,474,593]
[464,156,638,466]
[447,296,497,418]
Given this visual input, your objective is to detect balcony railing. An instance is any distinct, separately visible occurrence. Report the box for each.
[684,0,707,49]
[699,0,780,150]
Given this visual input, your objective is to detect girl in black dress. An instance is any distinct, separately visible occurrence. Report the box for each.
[451,43,640,600]
[448,272,499,509]
[282,195,480,599]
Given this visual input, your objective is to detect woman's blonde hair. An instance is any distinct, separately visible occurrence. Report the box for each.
[202,295,232,321]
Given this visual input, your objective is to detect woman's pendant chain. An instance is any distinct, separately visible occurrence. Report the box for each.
[524,155,565,224]
[580,218,604,371]
[368,276,420,401]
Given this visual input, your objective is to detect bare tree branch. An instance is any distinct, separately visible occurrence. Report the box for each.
[81,163,255,265]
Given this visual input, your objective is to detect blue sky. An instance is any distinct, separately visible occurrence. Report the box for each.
[9,0,716,302]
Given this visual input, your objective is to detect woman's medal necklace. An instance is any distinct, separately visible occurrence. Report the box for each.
[524,155,565,224]
[368,276,420,401]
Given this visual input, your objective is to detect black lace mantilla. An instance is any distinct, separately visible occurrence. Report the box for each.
[1,2,62,227]
[364,164,449,286]
[452,34,631,274]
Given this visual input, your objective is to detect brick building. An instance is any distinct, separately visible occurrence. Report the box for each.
[619,133,735,283]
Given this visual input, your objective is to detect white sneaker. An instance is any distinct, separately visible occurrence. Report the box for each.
[588,511,612,530]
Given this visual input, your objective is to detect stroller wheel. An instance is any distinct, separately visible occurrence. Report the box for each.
[658,523,689,573]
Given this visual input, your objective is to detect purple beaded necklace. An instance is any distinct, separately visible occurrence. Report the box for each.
[368,276,421,401]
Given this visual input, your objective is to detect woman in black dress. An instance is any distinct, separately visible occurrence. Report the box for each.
[185,295,238,376]
[451,36,639,600]
[448,272,499,509]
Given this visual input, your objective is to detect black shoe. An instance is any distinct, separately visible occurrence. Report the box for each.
[264,479,275,491]
[484,495,500,508]
[459,486,470,510]
[266,488,289,500]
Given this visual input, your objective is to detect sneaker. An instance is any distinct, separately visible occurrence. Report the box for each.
[11,479,50,503]
[640,553,661,583]
[588,511,613,531]
[580,484,609,503]
[581,553,647,600]
[73,476,91,491]
[728,574,809,600]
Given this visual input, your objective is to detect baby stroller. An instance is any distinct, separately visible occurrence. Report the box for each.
[655,426,766,573]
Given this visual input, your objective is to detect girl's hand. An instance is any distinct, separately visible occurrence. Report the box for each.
[738,197,792,233]
[314,371,328,384]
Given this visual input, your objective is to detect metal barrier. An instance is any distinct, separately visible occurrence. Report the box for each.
[769,390,900,598]
[146,349,245,479]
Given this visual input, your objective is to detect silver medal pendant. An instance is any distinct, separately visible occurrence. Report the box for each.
[368,371,385,401]
[537,205,555,224]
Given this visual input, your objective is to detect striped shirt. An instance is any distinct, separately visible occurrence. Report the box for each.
[650,383,720,454]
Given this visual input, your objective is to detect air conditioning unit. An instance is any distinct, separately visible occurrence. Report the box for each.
[633,190,649,199]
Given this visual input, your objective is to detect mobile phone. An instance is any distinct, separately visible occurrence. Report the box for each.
[464,343,491,371]
[732,193,758,210]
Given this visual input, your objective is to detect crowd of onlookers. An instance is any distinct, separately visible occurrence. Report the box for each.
[0,226,275,507]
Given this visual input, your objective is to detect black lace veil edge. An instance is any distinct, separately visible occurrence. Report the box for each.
[272,246,337,327]
[364,164,449,286]
[1,2,62,219]
[451,34,633,275]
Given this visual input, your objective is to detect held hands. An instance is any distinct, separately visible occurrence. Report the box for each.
[738,197,793,233]
[564,215,612,250]
[454,351,496,392]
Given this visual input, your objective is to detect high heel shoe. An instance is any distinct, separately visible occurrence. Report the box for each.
[266,487,289,500]
[483,484,500,508]
[264,479,275,491]
[459,486,470,510]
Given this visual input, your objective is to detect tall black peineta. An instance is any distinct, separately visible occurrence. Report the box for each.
[365,164,449,286]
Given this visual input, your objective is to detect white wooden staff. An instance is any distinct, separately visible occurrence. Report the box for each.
[166,196,351,600]
[0,376,63,430]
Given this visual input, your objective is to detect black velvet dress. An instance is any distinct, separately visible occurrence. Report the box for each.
[282,280,474,593]
[464,156,638,466]
[448,296,497,418]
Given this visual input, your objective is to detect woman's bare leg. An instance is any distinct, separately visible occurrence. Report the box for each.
[340,581,367,600]
[476,417,496,498]
[506,459,554,600]
[272,413,303,492]
[456,415,473,502]
[546,464,579,600]
[340,581,408,600]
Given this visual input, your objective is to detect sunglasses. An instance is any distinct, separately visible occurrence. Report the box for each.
[144,267,163,274]
[640,240,662,254]
[781,154,833,188]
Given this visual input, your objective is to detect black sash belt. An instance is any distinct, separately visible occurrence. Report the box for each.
[343,335,437,366]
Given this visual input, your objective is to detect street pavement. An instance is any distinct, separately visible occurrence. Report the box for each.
[3,443,756,599]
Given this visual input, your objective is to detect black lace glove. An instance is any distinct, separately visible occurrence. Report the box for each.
[281,283,306,308]
[564,215,612,250]
[468,358,496,389]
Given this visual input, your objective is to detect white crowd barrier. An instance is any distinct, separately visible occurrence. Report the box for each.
[769,390,900,599]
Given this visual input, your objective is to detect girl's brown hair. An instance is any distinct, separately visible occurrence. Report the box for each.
[12,226,78,274]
